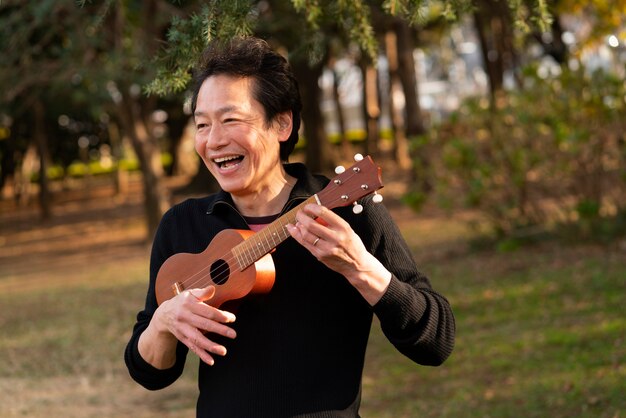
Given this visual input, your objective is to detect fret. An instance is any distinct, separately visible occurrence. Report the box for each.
[155,156,383,307]
[234,195,318,270]
[232,246,243,270]
[268,225,280,246]
[261,227,272,251]
[250,236,262,259]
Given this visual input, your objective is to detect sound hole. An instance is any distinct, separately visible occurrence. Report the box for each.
[210,259,230,285]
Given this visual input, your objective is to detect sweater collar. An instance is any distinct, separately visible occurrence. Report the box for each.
[205,162,328,216]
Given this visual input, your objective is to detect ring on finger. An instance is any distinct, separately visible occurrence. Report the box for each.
[313,237,320,246]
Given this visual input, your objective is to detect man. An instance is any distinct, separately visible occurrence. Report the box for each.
[125,36,455,417]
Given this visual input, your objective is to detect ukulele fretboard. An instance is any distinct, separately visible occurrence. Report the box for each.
[232,195,318,270]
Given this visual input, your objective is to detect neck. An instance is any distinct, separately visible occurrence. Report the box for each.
[233,174,297,217]
[234,194,318,270]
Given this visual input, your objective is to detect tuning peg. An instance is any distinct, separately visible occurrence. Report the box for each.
[354,153,364,162]
[372,192,383,203]
[335,165,346,174]
[352,202,363,214]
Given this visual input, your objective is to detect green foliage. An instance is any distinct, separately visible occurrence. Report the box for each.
[145,0,552,97]
[415,64,626,241]
[511,0,553,33]
[146,1,257,96]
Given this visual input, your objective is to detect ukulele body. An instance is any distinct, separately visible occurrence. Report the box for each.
[154,155,383,308]
[155,229,276,307]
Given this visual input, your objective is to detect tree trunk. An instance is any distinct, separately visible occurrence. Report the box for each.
[116,93,169,239]
[474,0,520,105]
[108,0,170,239]
[359,58,380,158]
[384,30,412,170]
[106,121,129,196]
[394,18,425,138]
[291,60,332,173]
[0,126,17,199]
[331,63,353,160]
[473,0,517,104]
[394,18,431,193]
[534,13,568,65]
[33,99,52,220]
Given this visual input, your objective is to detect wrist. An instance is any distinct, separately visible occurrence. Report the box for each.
[347,255,392,306]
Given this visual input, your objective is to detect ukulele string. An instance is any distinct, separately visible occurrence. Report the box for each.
[175,170,369,291]
[176,199,308,290]
[180,222,292,290]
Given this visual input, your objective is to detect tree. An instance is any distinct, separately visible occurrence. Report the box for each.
[0,0,194,237]
[0,1,83,217]
[0,0,553,235]
[148,0,550,162]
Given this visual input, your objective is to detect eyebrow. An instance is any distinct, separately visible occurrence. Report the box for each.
[194,105,239,118]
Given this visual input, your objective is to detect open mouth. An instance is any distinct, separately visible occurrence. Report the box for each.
[213,155,244,169]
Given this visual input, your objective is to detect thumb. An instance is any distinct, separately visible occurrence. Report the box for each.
[193,285,216,302]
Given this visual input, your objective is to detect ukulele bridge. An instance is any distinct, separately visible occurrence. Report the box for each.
[172,281,185,295]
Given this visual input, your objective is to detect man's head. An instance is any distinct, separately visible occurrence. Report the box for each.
[191,37,302,161]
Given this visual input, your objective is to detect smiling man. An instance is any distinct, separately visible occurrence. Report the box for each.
[125,36,455,418]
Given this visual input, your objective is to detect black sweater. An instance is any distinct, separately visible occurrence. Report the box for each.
[125,163,455,417]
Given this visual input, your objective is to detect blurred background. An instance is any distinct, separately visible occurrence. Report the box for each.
[0,1,625,417]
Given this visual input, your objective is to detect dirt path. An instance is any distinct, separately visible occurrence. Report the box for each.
[0,170,473,291]
[0,176,150,293]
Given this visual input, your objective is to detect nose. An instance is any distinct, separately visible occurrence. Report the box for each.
[196,123,227,154]
[205,123,228,150]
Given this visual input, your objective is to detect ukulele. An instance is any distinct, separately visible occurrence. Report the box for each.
[155,154,384,307]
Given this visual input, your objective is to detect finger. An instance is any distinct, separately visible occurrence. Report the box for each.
[191,302,237,324]
[293,211,332,244]
[193,332,229,356]
[188,339,218,366]
[286,222,304,243]
[188,285,216,303]
[189,314,237,339]
[303,204,347,229]
[185,330,229,366]
[287,221,321,248]
[185,288,236,323]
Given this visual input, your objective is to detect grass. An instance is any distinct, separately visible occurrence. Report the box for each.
[1,190,625,417]
[361,245,626,418]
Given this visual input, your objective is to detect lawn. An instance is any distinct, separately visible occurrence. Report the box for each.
[1,179,624,417]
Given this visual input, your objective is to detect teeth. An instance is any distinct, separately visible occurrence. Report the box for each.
[214,155,241,163]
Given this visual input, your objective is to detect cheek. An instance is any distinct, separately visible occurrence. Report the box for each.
[194,135,205,156]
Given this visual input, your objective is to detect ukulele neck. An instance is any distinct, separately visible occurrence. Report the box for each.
[233,195,319,270]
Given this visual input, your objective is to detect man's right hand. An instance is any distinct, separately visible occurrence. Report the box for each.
[139,286,237,368]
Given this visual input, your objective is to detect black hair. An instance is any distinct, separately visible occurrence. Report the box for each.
[191,37,302,161]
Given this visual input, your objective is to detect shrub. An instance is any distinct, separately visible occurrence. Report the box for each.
[412,65,626,241]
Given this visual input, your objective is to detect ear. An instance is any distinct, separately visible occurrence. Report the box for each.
[275,111,293,143]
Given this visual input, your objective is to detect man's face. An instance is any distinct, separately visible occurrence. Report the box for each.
[193,75,289,197]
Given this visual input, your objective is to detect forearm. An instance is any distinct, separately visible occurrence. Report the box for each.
[137,316,179,370]
[344,252,392,306]
[374,276,455,365]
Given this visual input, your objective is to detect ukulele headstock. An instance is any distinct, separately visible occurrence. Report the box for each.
[317,154,383,213]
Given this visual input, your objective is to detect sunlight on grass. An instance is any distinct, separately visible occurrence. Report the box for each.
[1,209,625,417]
[361,245,626,417]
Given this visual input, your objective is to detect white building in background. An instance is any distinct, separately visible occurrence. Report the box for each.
[319,17,625,140]
[319,22,488,140]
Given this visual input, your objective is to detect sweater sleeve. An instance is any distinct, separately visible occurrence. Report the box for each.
[356,199,455,366]
[124,208,189,390]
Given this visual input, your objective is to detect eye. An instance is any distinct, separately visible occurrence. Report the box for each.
[196,122,210,130]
